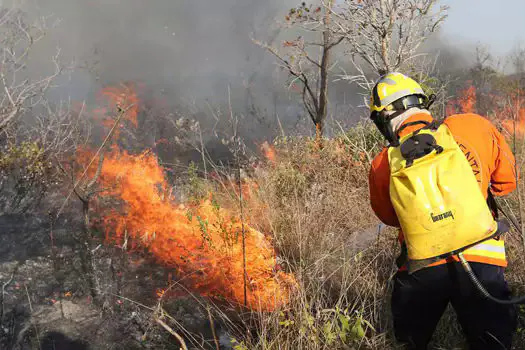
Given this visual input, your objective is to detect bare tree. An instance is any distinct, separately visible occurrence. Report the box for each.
[510,42,525,77]
[54,102,132,303]
[468,44,503,116]
[409,53,454,117]
[58,152,105,302]
[0,7,61,133]
[0,99,91,214]
[333,0,449,104]
[0,5,71,214]
[254,1,345,145]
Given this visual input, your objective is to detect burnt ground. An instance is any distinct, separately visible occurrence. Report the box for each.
[0,211,236,350]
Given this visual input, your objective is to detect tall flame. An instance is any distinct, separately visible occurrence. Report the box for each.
[79,82,296,311]
[96,150,296,311]
[92,82,140,139]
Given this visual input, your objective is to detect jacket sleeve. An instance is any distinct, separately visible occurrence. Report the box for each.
[368,152,400,227]
[490,125,518,196]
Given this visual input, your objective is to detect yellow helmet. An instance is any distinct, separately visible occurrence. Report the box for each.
[370,72,427,114]
[369,72,432,146]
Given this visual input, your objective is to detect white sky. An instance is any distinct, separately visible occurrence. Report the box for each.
[440,0,525,57]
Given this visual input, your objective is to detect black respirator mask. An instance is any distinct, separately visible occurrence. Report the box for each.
[370,94,436,147]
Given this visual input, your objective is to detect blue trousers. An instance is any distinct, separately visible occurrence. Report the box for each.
[391,262,518,349]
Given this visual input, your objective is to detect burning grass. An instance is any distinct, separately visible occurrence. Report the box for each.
[84,148,298,312]
[67,82,297,312]
[211,130,401,349]
[70,100,403,347]
[446,80,525,138]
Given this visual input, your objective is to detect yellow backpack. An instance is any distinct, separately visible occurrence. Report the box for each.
[388,119,502,268]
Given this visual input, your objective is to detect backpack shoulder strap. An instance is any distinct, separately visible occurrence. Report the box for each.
[389,115,446,148]
[395,120,431,140]
[424,118,444,131]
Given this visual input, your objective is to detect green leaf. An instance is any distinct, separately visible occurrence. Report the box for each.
[339,313,350,332]
[350,317,366,340]
[322,321,336,345]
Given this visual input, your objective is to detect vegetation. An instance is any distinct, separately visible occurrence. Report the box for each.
[1,1,525,349]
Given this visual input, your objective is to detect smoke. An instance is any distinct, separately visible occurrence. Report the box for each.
[10,0,331,149]
[13,0,495,142]
[19,0,294,100]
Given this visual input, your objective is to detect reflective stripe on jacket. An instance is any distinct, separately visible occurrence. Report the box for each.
[369,112,517,269]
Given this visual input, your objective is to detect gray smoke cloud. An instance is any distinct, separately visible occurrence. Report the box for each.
[13,0,484,143]
[20,0,295,101]
[14,0,325,143]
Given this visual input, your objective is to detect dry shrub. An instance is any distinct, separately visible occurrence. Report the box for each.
[213,127,402,349]
[255,135,377,265]
[210,120,525,349]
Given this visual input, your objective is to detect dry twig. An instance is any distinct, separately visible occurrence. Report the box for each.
[24,284,42,350]
[155,310,188,350]
[207,306,220,350]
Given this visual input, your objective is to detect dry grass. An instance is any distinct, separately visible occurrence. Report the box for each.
[195,119,525,350]
[202,125,399,349]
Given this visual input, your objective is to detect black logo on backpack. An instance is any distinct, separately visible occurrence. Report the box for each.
[431,210,455,223]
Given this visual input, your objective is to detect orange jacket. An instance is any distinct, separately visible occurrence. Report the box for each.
[369,112,518,268]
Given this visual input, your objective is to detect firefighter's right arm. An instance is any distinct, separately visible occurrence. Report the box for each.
[368,151,400,227]
[490,125,518,196]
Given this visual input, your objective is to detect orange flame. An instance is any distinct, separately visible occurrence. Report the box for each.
[447,82,525,138]
[92,149,296,311]
[91,82,140,139]
[446,83,477,115]
[156,288,166,298]
[76,81,297,311]
[260,141,276,164]
[235,179,259,200]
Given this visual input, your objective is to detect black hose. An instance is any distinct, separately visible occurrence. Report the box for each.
[458,252,525,305]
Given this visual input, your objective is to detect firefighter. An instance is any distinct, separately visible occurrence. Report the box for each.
[367,72,518,349]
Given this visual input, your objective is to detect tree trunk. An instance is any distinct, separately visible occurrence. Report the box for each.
[379,0,392,73]
[316,0,333,147]
[315,120,324,149]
